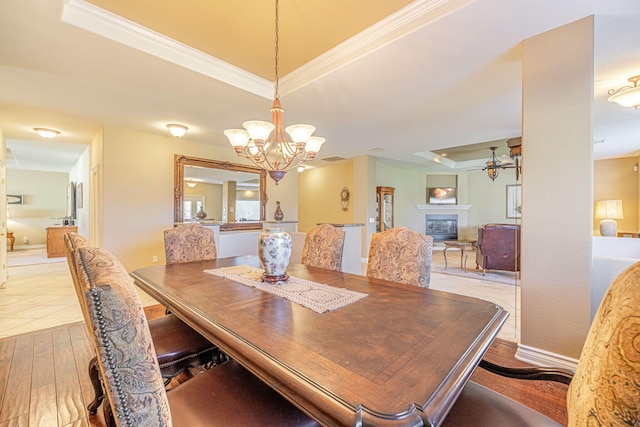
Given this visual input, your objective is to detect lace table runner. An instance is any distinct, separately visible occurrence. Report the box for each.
[204,265,367,313]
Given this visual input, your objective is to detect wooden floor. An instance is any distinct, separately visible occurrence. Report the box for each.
[0,312,568,426]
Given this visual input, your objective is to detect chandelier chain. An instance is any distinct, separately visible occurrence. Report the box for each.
[223,0,325,184]
[274,0,280,100]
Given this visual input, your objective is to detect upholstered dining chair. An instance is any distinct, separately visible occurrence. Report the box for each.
[301,224,345,271]
[442,261,640,426]
[64,233,218,415]
[164,223,217,264]
[74,245,319,427]
[366,227,433,287]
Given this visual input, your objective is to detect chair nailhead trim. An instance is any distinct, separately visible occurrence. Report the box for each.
[89,287,134,427]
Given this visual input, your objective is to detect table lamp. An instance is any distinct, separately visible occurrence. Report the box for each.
[595,200,624,237]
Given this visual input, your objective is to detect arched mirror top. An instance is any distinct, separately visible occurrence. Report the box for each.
[174,154,267,231]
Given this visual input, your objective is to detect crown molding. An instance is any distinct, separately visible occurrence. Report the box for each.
[280,0,472,95]
[61,0,273,99]
[62,0,471,98]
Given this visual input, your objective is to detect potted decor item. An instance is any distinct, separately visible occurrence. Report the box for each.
[258,228,292,283]
[274,201,284,221]
[196,208,207,219]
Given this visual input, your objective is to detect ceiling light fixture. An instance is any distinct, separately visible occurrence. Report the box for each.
[33,128,60,139]
[485,147,502,181]
[185,180,197,188]
[608,75,640,109]
[167,124,189,138]
[224,0,325,185]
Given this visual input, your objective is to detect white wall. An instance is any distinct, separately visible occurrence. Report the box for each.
[69,145,91,239]
[521,17,594,359]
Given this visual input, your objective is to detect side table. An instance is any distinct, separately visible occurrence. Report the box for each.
[443,240,475,269]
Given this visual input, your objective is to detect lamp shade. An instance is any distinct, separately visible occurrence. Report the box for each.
[595,200,624,220]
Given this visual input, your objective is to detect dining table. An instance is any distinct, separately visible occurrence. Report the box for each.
[130,255,508,427]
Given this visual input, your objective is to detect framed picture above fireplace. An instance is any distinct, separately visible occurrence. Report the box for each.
[427,187,457,205]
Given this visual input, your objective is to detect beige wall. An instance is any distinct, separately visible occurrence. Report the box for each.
[594,157,639,234]
[98,126,297,271]
[184,182,223,221]
[299,157,521,255]
[467,168,521,236]
[6,169,69,245]
[298,161,354,231]
[521,17,594,358]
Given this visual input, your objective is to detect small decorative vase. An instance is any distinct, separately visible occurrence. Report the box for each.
[274,201,284,221]
[258,228,292,283]
[196,208,207,219]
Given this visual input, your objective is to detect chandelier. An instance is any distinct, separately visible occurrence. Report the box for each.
[482,144,522,181]
[608,75,640,109]
[224,0,325,184]
[484,147,502,181]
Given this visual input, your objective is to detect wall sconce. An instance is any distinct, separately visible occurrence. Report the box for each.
[608,76,640,109]
[167,124,188,138]
[33,128,60,139]
[297,166,306,173]
[595,200,624,237]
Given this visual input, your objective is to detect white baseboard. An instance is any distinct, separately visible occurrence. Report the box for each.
[516,343,579,372]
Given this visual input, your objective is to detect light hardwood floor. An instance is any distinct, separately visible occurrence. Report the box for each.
[0,322,567,426]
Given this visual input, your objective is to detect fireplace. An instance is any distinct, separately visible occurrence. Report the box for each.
[425,214,458,241]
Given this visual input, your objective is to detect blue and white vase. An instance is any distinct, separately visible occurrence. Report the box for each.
[258,228,292,283]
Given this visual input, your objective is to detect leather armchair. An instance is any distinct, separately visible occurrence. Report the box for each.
[476,223,520,274]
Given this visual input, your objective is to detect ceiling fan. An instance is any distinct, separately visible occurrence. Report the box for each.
[482,146,521,181]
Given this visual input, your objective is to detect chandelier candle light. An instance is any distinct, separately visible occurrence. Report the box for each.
[224,0,325,184]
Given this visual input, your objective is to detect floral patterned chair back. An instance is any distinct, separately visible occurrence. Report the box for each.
[164,223,217,264]
[301,224,346,271]
[366,227,433,287]
[566,261,640,425]
[64,232,92,323]
[75,246,172,426]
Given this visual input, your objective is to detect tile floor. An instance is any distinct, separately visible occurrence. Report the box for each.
[0,255,158,339]
[1,249,519,342]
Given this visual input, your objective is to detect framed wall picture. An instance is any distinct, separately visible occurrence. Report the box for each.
[506,184,521,219]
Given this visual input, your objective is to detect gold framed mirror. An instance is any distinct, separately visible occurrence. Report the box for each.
[174,155,267,231]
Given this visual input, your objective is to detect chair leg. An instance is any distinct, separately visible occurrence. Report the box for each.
[102,394,117,427]
[87,356,105,414]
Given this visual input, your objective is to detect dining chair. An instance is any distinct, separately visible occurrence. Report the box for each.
[74,245,319,427]
[64,233,218,415]
[443,260,640,426]
[366,226,433,287]
[301,224,345,271]
[164,223,217,264]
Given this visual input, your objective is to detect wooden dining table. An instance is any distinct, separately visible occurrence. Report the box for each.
[131,256,508,427]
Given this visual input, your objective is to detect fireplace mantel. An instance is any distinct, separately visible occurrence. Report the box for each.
[416,205,471,210]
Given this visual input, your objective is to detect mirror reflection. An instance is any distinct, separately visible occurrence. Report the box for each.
[183,166,261,222]
[174,155,267,231]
